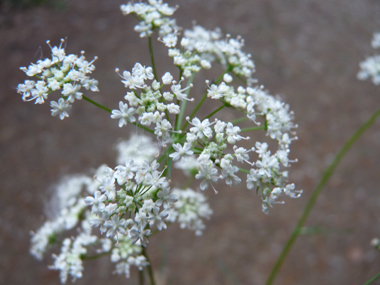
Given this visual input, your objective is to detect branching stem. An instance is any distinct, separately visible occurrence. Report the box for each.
[265,106,380,285]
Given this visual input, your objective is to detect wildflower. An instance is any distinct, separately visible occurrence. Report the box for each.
[171,82,194,101]
[195,163,220,192]
[111,101,136,127]
[50,98,72,120]
[169,142,194,161]
[156,188,178,209]
[189,117,215,139]
[104,215,126,240]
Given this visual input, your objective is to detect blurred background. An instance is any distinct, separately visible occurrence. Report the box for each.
[1,0,380,284]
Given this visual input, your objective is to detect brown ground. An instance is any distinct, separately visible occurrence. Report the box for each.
[1,0,380,284]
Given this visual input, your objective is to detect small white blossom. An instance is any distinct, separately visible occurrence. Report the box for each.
[111,101,136,127]
[50,98,72,120]
[169,142,194,161]
[162,72,174,85]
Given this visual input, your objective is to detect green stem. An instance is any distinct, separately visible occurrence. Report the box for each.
[142,247,156,285]
[177,74,195,130]
[181,92,207,131]
[178,66,183,81]
[148,36,158,80]
[241,126,266,132]
[82,95,111,113]
[265,106,380,285]
[167,156,172,179]
[181,68,231,131]
[139,269,144,285]
[174,99,180,130]
[230,116,247,124]
[364,272,380,285]
[239,167,250,174]
[202,104,226,121]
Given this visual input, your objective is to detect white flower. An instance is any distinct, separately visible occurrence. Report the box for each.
[47,78,61,91]
[114,159,139,183]
[50,98,72,120]
[84,191,107,213]
[223,73,233,83]
[154,119,172,139]
[221,165,241,186]
[111,101,136,127]
[283,183,302,198]
[82,78,99,92]
[130,223,151,247]
[171,188,212,235]
[156,188,178,209]
[166,103,180,114]
[99,176,116,200]
[104,215,126,240]
[120,70,145,89]
[189,118,214,139]
[171,82,193,101]
[17,80,35,100]
[372,32,380,49]
[148,208,168,231]
[169,142,194,161]
[195,163,219,192]
[29,81,49,104]
[132,63,154,80]
[161,33,178,47]
[226,122,248,144]
[162,72,173,85]
[62,83,83,103]
[200,59,211,69]
[247,169,260,190]
[214,120,226,133]
[163,91,174,101]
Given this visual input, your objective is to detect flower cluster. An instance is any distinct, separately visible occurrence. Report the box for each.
[24,0,302,283]
[111,63,193,139]
[175,25,256,81]
[108,0,301,214]
[31,135,212,283]
[120,0,178,38]
[17,39,99,119]
[167,188,213,236]
[358,32,380,85]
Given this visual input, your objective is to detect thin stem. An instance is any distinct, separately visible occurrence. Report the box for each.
[239,167,250,174]
[181,92,207,131]
[82,95,154,134]
[142,247,156,285]
[174,98,180,130]
[148,36,158,80]
[181,68,231,131]
[139,269,144,285]
[80,251,111,260]
[178,66,183,82]
[202,104,226,121]
[167,156,172,179]
[241,126,265,132]
[82,95,111,113]
[177,74,195,130]
[265,106,380,285]
[230,116,247,124]
[364,272,380,285]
